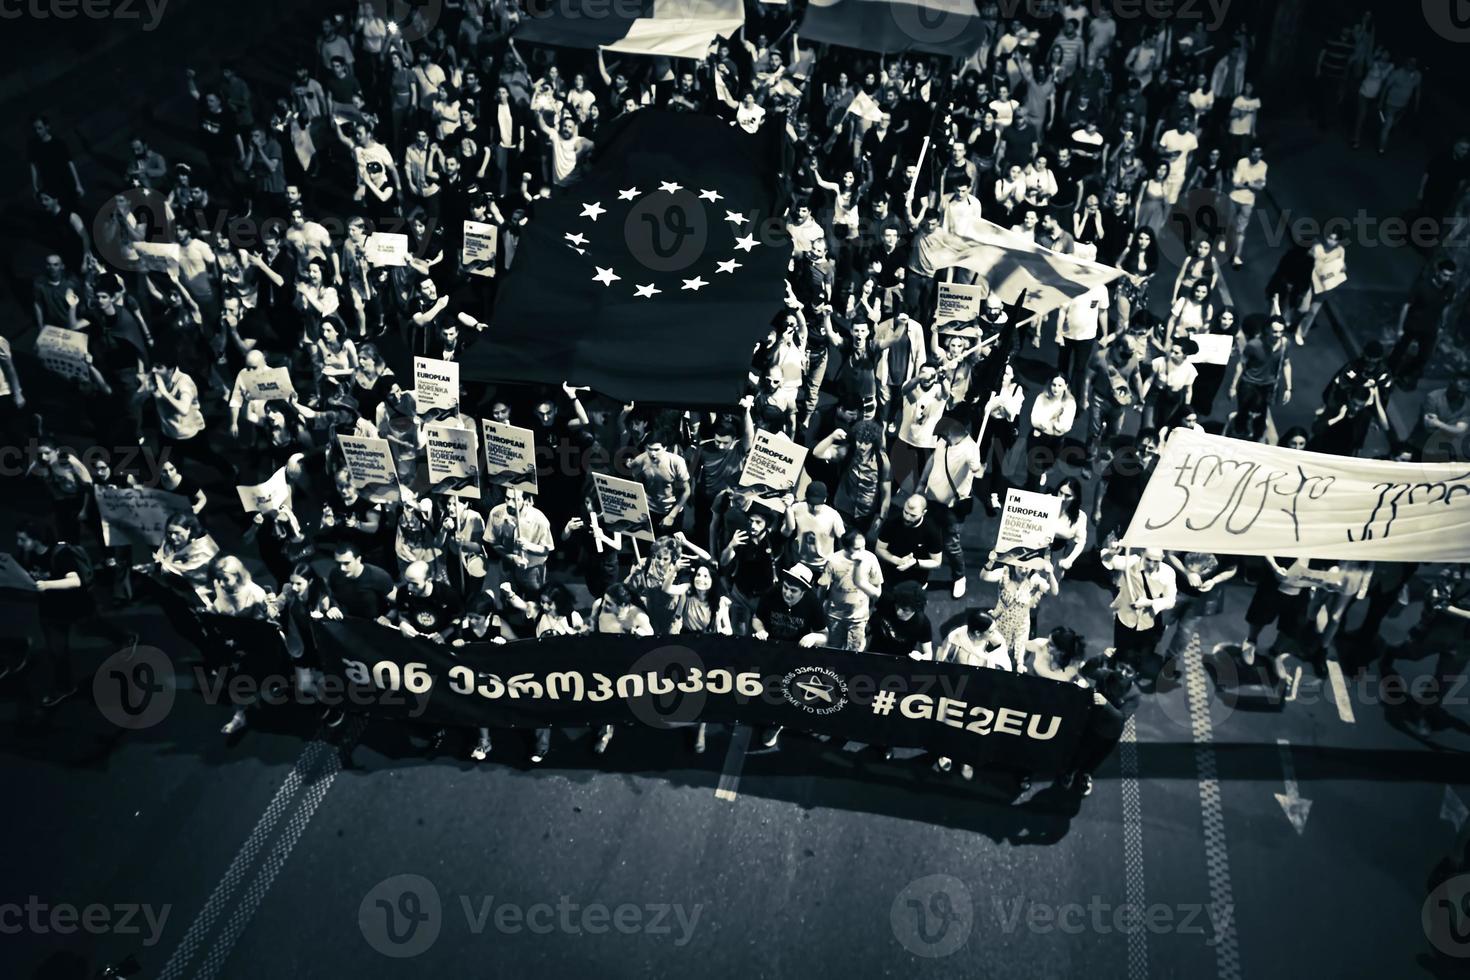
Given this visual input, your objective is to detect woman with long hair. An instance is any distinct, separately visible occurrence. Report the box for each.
[1113,225,1158,332]
[980,550,1060,662]
[208,554,279,736]
[1024,626,1091,685]
[1027,374,1077,490]
[312,316,359,404]
[1190,305,1239,416]
[1142,337,1199,432]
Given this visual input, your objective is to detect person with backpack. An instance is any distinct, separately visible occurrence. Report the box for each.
[16,521,136,709]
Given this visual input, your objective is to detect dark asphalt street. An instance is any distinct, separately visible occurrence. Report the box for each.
[2,4,1469,980]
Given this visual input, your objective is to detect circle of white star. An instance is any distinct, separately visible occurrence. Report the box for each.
[558,182,766,298]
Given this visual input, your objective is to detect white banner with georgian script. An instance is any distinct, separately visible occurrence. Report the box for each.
[1121,428,1470,562]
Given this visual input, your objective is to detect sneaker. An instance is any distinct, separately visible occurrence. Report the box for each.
[471,737,491,761]
[989,492,1001,511]
[934,756,953,773]
[1231,257,1244,269]
[532,730,551,763]
[881,747,894,761]
[1018,775,1031,792]
[593,727,613,754]
[693,724,707,754]
[761,727,781,749]
[951,577,967,599]
[40,686,79,709]
[221,712,247,735]
[961,764,975,781]
[1240,641,1256,665]
[1081,774,1094,796]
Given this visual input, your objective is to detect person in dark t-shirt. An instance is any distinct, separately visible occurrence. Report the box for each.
[867,581,935,659]
[326,541,395,620]
[752,565,828,645]
[390,560,464,643]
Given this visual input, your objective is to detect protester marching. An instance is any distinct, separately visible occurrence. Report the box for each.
[7,0,1470,806]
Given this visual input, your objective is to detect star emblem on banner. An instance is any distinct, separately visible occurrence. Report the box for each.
[552,180,773,301]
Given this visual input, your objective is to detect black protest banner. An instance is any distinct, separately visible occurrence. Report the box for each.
[312,620,1093,772]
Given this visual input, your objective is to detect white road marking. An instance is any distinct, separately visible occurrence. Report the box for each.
[158,738,328,980]
[196,726,353,979]
[1183,632,1243,980]
[1326,659,1357,724]
[1119,716,1149,980]
[715,725,752,802]
[1273,738,1313,835]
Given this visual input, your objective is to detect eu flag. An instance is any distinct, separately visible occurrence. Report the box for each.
[464,109,792,406]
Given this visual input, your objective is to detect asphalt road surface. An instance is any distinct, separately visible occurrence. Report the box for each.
[3,4,1470,980]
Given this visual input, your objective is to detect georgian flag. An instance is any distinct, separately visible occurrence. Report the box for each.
[517,0,744,60]
[925,220,1124,321]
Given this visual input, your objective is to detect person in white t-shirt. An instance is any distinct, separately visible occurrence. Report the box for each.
[783,481,846,559]
[895,363,948,490]
[1158,118,1198,205]
[534,115,594,188]
[1227,144,1267,268]
[1058,282,1109,399]
[1228,81,1261,159]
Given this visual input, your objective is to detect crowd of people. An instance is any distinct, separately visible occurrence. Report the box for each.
[10,0,1470,795]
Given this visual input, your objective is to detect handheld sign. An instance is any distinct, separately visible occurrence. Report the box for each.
[413,357,460,423]
[592,472,655,543]
[425,422,481,499]
[237,467,293,515]
[36,326,90,382]
[1189,333,1234,366]
[337,434,401,504]
[234,365,296,402]
[738,430,807,511]
[935,281,987,325]
[366,232,410,267]
[94,486,193,549]
[462,220,498,278]
[481,419,539,494]
[995,488,1061,570]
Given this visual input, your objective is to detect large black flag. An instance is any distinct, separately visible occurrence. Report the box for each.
[465,109,792,405]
